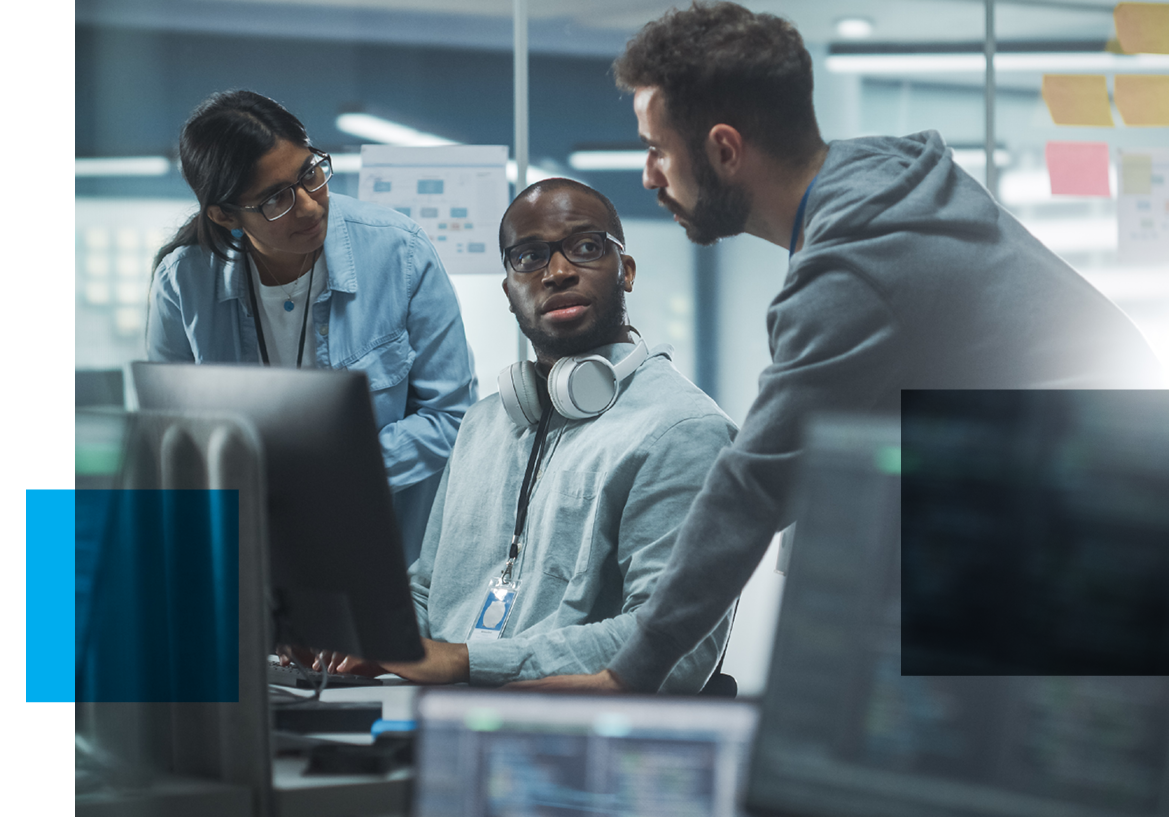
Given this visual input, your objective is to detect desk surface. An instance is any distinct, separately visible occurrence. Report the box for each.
[273,758,411,817]
[272,685,417,817]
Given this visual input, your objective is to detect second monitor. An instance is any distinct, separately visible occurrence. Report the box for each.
[132,361,424,664]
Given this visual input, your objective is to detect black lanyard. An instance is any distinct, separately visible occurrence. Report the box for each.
[506,396,554,574]
[244,252,315,368]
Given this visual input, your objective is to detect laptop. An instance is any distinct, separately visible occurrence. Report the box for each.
[413,688,758,817]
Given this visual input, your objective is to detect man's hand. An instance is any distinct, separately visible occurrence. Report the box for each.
[503,669,627,693]
[315,639,471,685]
[276,644,317,668]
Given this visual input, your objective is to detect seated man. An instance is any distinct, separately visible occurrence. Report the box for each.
[327,179,736,693]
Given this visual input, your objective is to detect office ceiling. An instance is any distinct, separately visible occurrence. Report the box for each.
[76,0,1145,214]
[80,0,1124,53]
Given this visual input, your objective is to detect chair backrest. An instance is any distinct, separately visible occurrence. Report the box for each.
[699,670,738,698]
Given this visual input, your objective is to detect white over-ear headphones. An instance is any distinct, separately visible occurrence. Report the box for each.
[498,338,651,428]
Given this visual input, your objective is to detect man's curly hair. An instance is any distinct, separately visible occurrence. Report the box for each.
[613,2,822,168]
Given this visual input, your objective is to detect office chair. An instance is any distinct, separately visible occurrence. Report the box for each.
[699,668,738,698]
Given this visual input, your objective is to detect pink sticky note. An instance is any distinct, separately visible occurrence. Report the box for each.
[1045,141,1111,197]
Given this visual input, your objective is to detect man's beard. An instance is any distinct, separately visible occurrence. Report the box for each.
[658,152,751,246]
[514,275,627,360]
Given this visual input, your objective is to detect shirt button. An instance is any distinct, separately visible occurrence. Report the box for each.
[319,324,329,336]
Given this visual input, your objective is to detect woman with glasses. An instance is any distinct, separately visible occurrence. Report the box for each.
[147,89,477,562]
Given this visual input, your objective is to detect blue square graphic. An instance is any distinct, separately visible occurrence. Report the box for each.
[73,493,239,701]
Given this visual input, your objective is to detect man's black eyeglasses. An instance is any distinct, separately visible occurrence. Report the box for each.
[503,231,624,274]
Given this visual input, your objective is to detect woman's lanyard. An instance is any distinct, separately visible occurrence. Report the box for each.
[503,402,554,583]
[789,173,819,261]
[244,252,315,368]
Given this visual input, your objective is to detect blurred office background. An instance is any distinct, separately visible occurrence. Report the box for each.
[76,0,1169,694]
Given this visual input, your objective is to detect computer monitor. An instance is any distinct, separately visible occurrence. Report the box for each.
[745,407,1169,817]
[131,362,424,664]
[413,688,758,817]
[901,389,1169,675]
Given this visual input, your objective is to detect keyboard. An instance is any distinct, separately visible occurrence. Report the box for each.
[268,660,384,689]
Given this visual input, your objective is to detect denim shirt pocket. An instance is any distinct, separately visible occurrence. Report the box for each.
[344,330,414,388]
[342,331,416,426]
[538,469,604,582]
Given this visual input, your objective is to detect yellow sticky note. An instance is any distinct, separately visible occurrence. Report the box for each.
[1121,153,1153,194]
[1041,75,1115,126]
[1115,3,1169,54]
[1115,74,1169,125]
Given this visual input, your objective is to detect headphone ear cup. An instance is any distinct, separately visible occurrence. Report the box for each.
[497,361,543,428]
[548,355,619,420]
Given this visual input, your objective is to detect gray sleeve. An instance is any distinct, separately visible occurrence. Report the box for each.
[609,269,903,692]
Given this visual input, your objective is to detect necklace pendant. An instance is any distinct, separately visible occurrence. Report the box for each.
[284,299,295,312]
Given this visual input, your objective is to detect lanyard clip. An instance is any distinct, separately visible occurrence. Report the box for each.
[501,536,522,583]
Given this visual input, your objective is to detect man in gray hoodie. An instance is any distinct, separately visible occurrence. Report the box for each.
[513,1,1164,694]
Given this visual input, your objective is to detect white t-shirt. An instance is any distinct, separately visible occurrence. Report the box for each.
[255,254,328,368]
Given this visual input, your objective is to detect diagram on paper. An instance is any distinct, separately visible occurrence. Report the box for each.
[359,145,509,275]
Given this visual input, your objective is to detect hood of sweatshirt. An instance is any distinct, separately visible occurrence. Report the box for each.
[779,130,1162,390]
[803,130,999,249]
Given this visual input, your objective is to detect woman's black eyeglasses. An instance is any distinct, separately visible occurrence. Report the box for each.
[224,149,333,222]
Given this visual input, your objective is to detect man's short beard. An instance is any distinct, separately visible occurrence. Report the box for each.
[514,275,628,360]
[660,148,751,246]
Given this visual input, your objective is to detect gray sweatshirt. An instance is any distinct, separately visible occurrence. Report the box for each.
[411,343,737,692]
[609,131,1164,692]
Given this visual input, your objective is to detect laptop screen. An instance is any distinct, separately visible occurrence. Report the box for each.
[414,689,758,817]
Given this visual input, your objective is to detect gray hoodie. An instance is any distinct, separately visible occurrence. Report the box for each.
[610,131,1164,693]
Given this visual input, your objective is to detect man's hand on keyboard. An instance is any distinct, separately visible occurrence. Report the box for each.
[276,644,317,669]
[277,645,389,681]
[317,638,470,685]
[314,650,383,677]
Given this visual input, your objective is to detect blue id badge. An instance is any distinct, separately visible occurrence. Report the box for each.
[468,577,519,642]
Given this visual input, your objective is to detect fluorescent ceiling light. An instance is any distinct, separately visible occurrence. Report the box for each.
[826,52,1169,75]
[1019,216,1116,254]
[835,18,873,40]
[330,153,362,174]
[75,157,171,177]
[336,113,457,146]
[336,114,567,184]
[568,150,647,171]
[507,161,563,185]
[951,148,1011,168]
[999,166,1118,206]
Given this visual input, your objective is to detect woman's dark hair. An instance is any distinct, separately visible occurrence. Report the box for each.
[613,1,823,170]
[153,90,311,270]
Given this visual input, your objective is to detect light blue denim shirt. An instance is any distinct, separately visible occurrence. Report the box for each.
[146,193,478,559]
[410,343,737,693]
